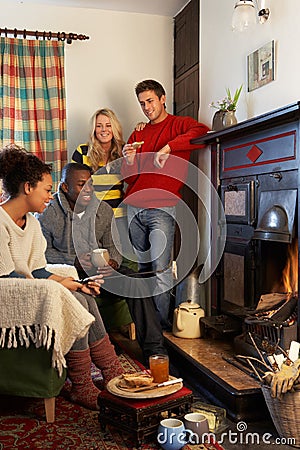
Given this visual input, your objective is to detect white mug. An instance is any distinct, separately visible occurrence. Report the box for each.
[184,413,209,444]
[91,248,110,268]
[157,418,186,450]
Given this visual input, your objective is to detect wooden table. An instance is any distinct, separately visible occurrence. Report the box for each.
[98,386,193,447]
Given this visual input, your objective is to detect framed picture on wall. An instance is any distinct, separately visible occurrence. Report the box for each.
[247,40,275,92]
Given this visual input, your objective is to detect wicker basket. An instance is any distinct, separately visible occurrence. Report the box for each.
[262,385,300,447]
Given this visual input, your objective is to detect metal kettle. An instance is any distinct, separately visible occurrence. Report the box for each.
[172,300,205,339]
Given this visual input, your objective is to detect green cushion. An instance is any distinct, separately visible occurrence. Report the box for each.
[0,345,66,398]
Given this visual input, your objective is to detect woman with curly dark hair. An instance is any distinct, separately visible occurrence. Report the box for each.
[0,144,124,411]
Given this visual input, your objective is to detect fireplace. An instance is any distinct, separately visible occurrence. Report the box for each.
[193,102,300,341]
[221,170,297,318]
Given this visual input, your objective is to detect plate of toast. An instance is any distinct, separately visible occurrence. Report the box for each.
[107,372,183,399]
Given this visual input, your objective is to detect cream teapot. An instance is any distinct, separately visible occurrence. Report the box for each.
[172,300,205,339]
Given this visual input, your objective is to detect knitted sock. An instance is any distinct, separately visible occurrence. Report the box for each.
[90,334,124,386]
[65,349,101,410]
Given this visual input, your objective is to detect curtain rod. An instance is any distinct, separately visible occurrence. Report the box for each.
[0,27,89,44]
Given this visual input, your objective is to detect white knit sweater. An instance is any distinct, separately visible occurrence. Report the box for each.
[0,208,47,277]
[0,207,95,375]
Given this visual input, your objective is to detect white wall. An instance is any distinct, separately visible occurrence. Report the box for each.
[1,0,174,156]
[2,0,300,153]
[200,0,300,127]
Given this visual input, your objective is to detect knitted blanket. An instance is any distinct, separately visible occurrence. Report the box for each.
[0,278,95,376]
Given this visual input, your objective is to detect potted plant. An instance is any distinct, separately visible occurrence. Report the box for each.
[210,85,243,131]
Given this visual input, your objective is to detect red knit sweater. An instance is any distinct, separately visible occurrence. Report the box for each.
[121,114,209,208]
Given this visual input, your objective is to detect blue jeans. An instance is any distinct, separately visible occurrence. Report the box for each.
[127,205,176,329]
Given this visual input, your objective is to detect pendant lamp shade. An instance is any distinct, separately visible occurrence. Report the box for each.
[232,0,257,32]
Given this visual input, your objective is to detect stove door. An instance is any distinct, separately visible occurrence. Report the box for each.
[222,235,256,315]
[221,178,256,225]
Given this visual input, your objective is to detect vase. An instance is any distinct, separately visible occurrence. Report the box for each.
[222,110,238,128]
[212,110,225,131]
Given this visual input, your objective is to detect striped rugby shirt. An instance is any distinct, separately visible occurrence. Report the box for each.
[72,144,125,218]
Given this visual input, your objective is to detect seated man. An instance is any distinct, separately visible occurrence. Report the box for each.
[37,163,167,363]
[36,163,122,276]
[37,162,132,332]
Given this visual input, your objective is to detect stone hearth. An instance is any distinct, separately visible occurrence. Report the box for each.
[164,332,269,422]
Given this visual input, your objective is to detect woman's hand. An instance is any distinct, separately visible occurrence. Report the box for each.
[58,276,82,291]
[80,276,104,296]
[135,122,147,131]
[52,274,104,296]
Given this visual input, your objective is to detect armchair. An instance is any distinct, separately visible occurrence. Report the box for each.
[0,270,94,422]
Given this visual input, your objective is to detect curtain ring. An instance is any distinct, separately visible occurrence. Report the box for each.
[47,31,52,40]
[57,32,61,41]
[67,33,73,44]
[14,28,18,38]
[43,31,46,40]
[35,30,39,40]
[4,28,8,37]
[23,29,26,39]
[60,32,65,41]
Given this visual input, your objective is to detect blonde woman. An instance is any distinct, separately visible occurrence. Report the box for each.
[72,108,125,219]
[72,108,144,261]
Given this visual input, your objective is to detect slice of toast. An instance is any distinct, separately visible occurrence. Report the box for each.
[119,372,153,388]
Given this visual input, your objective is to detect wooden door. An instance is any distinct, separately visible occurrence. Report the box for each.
[173,0,199,266]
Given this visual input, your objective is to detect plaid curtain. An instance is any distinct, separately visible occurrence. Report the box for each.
[0,37,67,188]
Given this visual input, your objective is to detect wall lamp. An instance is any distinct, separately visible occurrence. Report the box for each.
[232,0,270,32]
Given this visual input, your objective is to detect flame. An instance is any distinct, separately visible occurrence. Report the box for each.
[281,238,298,295]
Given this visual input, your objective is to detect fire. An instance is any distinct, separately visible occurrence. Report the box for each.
[281,238,298,295]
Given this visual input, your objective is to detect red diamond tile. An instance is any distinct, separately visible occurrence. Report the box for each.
[246,145,263,163]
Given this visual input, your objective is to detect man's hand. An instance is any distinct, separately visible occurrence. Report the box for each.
[154,144,171,168]
[96,259,118,277]
[122,143,138,165]
[75,253,93,272]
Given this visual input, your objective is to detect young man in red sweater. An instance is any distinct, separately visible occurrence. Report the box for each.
[121,79,209,330]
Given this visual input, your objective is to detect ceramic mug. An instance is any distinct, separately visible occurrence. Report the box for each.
[184,412,209,444]
[157,418,186,450]
[91,248,109,268]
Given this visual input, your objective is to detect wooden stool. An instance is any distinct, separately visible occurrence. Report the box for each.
[98,386,193,447]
